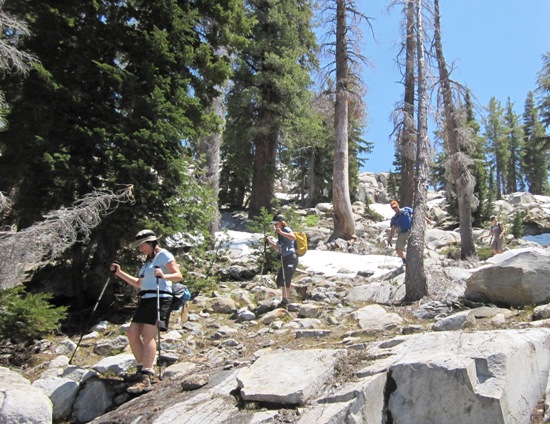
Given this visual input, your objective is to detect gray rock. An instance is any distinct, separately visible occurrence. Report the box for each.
[465,249,550,307]
[0,366,53,424]
[237,349,346,405]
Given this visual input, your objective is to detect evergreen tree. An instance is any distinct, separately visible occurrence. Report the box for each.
[223,0,317,218]
[503,98,524,193]
[464,92,488,227]
[537,52,550,131]
[483,97,508,199]
[0,0,246,303]
[523,91,549,194]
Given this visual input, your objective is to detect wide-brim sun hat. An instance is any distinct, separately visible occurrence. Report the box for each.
[132,229,158,248]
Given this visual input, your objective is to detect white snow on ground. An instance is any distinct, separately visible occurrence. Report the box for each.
[216,230,403,278]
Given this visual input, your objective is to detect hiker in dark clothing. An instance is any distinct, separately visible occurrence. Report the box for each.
[265,214,298,307]
[480,215,505,255]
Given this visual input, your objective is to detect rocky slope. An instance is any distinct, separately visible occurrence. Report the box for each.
[2,179,550,424]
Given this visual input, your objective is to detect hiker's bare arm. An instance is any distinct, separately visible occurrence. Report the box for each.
[110,263,141,288]
[265,236,281,252]
[154,260,182,281]
[276,227,296,241]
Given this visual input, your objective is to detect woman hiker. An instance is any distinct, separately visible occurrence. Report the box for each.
[480,215,505,255]
[265,214,298,308]
[110,229,182,394]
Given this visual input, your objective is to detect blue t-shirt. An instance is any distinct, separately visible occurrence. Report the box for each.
[390,207,413,233]
[278,226,296,257]
[138,249,174,298]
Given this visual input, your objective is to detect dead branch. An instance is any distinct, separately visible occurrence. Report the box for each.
[0,186,134,290]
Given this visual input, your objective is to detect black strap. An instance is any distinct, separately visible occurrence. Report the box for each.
[140,289,173,297]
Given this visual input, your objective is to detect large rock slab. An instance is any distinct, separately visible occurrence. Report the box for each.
[237,349,347,405]
[0,366,53,424]
[298,373,387,424]
[367,329,550,424]
[465,249,550,307]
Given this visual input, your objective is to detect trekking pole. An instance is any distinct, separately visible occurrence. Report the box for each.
[154,266,163,381]
[69,267,115,364]
[260,233,268,275]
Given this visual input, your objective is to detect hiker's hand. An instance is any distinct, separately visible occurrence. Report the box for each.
[110,262,120,274]
[154,268,164,279]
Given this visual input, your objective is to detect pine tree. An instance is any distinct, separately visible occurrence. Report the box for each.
[523,91,548,194]
[464,92,488,227]
[503,98,524,193]
[483,97,508,199]
[0,0,246,303]
[223,0,317,219]
[537,52,550,131]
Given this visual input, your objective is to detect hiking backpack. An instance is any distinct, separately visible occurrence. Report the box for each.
[295,231,308,257]
[398,207,413,232]
[140,283,191,312]
[169,283,192,311]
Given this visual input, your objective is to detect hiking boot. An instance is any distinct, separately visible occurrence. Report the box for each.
[280,298,289,309]
[127,372,152,395]
[402,258,406,265]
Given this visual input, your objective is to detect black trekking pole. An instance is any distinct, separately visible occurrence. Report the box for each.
[69,267,115,364]
[154,266,163,381]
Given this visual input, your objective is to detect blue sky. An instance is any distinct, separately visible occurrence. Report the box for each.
[356,0,550,174]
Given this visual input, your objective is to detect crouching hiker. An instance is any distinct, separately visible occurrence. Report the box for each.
[110,229,182,394]
[265,214,298,308]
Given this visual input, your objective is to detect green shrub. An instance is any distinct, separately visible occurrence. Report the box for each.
[0,286,68,343]
[511,211,524,239]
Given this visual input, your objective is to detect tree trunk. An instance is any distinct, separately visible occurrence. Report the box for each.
[404,0,428,302]
[304,149,316,208]
[331,0,355,241]
[433,0,476,259]
[249,109,277,219]
[196,87,225,236]
[399,0,416,208]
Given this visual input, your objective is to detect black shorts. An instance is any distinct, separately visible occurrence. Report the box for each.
[276,254,298,287]
[132,297,172,331]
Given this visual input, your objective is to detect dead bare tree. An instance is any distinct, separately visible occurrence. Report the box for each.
[0,186,134,290]
[404,0,429,301]
[318,0,371,241]
[391,0,416,208]
[433,0,477,259]
[0,0,37,128]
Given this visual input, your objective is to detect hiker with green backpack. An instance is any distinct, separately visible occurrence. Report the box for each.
[265,214,299,308]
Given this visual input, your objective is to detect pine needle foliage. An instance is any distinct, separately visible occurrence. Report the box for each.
[0,286,68,343]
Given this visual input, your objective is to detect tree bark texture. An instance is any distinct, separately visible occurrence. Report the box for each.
[249,108,277,219]
[196,89,225,235]
[433,0,476,259]
[404,0,428,302]
[331,0,355,241]
[399,0,416,208]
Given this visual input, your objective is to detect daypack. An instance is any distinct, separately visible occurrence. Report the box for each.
[397,207,413,232]
[169,283,192,311]
[140,283,191,312]
[295,231,308,257]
